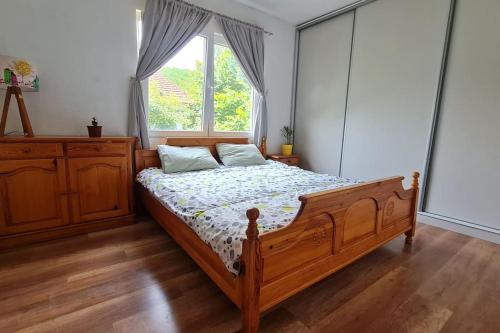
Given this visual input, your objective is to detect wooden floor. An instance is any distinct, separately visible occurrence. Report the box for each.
[1,218,499,333]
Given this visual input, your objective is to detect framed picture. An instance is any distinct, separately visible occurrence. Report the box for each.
[0,55,39,92]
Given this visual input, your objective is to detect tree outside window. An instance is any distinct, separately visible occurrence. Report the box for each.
[147,33,254,135]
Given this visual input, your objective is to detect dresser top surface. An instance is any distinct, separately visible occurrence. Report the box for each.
[0,136,137,143]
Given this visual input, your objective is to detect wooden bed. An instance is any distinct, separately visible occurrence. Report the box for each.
[135,137,420,333]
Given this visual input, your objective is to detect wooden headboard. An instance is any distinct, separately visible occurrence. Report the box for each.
[135,136,267,174]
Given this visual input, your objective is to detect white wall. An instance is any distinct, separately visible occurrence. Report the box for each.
[0,0,295,153]
[0,0,143,137]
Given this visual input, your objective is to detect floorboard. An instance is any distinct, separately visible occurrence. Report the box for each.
[0,219,498,333]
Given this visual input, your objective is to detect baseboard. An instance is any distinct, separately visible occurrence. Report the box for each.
[418,212,500,244]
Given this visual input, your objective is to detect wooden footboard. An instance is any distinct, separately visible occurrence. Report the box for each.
[240,172,420,332]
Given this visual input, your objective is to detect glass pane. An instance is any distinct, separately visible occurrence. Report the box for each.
[214,43,253,132]
[148,36,206,131]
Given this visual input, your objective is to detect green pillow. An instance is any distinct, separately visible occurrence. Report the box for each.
[216,143,266,167]
[157,145,219,173]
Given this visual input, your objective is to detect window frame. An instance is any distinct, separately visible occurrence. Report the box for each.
[144,20,255,139]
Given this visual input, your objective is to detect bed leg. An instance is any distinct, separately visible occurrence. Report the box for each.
[241,208,262,333]
[406,171,420,245]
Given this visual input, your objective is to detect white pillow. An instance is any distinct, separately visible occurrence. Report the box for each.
[216,143,266,167]
[157,145,219,173]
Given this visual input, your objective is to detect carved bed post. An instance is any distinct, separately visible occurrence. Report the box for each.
[241,208,262,333]
[405,172,420,244]
[259,136,267,157]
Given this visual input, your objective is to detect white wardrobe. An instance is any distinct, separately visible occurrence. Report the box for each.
[424,0,500,231]
[293,0,500,234]
[294,13,354,175]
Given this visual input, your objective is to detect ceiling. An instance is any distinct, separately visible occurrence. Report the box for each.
[234,0,358,24]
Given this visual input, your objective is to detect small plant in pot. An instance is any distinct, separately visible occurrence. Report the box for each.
[87,117,102,137]
[281,126,294,156]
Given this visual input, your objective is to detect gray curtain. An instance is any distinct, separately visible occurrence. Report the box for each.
[215,16,268,146]
[129,0,212,148]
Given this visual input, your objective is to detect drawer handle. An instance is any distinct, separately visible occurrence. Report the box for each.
[114,205,119,210]
[22,148,32,154]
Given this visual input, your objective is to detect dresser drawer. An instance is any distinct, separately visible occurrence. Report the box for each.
[0,143,63,159]
[66,142,127,157]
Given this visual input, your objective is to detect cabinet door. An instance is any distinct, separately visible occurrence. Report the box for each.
[0,159,70,235]
[68,157,129,223]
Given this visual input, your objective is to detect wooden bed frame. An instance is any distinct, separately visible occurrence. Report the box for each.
[135,137,419,332]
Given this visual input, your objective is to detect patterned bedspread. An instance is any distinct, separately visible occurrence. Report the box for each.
[137,161,359,275]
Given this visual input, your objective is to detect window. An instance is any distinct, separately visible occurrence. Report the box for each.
[214,42,253,132]
[138,17,255,137]
[149,36,206,131]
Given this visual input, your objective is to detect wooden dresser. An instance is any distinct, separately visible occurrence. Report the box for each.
[0,137,136,248]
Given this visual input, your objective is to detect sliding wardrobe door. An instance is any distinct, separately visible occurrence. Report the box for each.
[341,0,450,186]
[294,12,354,175]
[425,0,500,230]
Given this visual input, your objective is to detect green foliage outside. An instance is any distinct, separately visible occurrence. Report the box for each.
[148,81,201,130]
[213,44,252,131]
[148,44,252,131]
[148,62,204,131]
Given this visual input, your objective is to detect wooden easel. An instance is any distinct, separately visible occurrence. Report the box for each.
[0,86,34,137]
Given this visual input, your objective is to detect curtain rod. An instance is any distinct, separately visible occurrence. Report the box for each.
[175,0,273,35]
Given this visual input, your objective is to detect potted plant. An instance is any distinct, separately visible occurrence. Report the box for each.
[87,117,102,137]
[281,126,294,156]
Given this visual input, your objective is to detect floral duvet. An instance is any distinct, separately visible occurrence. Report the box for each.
[137,160,359,275]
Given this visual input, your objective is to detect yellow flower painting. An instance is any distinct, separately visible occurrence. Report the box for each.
[0,55,39,91]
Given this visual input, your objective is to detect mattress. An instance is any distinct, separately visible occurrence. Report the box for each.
[137,160,359,275]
